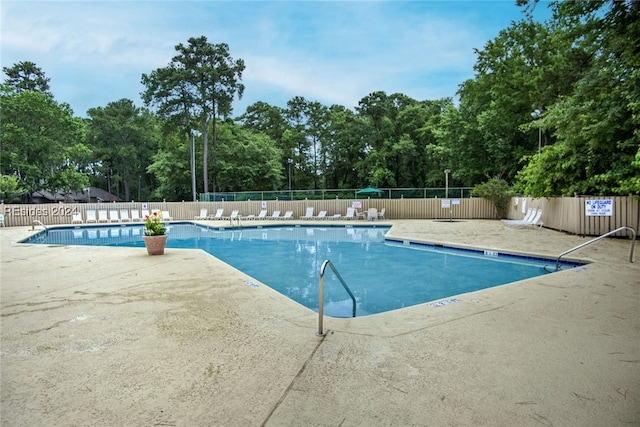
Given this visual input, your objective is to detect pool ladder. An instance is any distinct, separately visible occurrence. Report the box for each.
[554,226,636,271]
[230,215,242,228]
[317,259,356,336]
[32,220,49,232]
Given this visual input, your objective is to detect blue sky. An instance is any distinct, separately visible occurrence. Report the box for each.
[1,1,551,118]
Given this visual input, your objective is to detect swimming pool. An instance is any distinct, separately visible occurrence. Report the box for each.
[21,223,583,317]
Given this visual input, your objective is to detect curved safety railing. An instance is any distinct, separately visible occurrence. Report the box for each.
[555,226,636,271]
[317,259,356,336]
[32,220,49,232]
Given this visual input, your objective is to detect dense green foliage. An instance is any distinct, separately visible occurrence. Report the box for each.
[1,1,637,202]
[0,84,90,202]
[141,36,245,198]
[471,178,515,218]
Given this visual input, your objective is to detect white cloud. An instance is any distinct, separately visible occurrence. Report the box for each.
[1,1,545,116]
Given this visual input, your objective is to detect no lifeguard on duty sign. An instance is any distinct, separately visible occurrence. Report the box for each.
[585,199,613,216]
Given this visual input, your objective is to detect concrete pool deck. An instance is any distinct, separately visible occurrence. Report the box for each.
[1,220,638,426]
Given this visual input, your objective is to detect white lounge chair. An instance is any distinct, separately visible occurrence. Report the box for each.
[195,208,208,220]
[131,210,142,222]
[161,210,173,221]
[120,209,131,222]
[367,208,378,221]
[281,211,293,220]
[378,208,386,220]
[314,210,327,220]
[328,213,341,220]
[344,207,356,220]
[208,208,224,220]
[108,210,120,223]
[223,210,239,220]
[502,208,536,226]
[300,207,314,220]
[520,209,544,228]
[71,212,83,224]
[141,209,150,219]
[245,209,267,220]
[98,210,109,223]
[268,210,281,220]
[355,210,367,220]
[86,210,97,223]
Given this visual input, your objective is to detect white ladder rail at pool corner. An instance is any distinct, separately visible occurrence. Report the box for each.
[32,220,48,232]
[230,213,242,228]
[554,226,636,271]
[317,259,356,337]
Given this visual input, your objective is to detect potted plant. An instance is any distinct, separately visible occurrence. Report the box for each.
[142,211,167,255]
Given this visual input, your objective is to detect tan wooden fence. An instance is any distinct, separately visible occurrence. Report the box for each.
[3,195,637,237]
[506,195,639,237]
[1,198,495,227]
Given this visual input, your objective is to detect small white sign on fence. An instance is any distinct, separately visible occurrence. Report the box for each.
[585,199,613,216]
[441,199,451,208]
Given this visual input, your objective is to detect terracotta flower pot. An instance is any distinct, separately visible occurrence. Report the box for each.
[143,235,168,255]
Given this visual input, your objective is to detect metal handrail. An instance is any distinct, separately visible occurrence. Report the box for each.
[32,220,48,232]
[230,215,242,228]
[317,259,356,336]
[555,226,636,271]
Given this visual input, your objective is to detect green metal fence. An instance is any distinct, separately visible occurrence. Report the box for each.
[199,187,473,202]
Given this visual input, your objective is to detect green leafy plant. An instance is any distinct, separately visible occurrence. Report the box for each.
[472,177,515,219]
[144,211,166,236]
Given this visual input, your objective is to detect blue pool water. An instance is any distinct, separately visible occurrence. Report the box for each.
[21,223,582,317]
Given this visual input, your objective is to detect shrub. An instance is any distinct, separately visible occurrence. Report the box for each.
[472,177,515,219]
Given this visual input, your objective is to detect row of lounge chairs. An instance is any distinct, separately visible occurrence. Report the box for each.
[70,206,387,224]
[199,208,294,221]
[501,208,544,228]
[194,207,386,221]
[73,209,173,224]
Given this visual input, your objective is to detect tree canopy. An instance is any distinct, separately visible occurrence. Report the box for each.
[1,3,638,203]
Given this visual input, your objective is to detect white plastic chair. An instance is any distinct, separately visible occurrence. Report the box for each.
[344,207,355,220]
[314,211,327,220]
[208,208,224,220]
[86,210,97,223]
[108,210,120,223]
[71,212,83,224]
[268,210,281,220]
[98,210,109,223]
[120,209,131,222]
[300,207,314,220]
[502,208,537,227]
